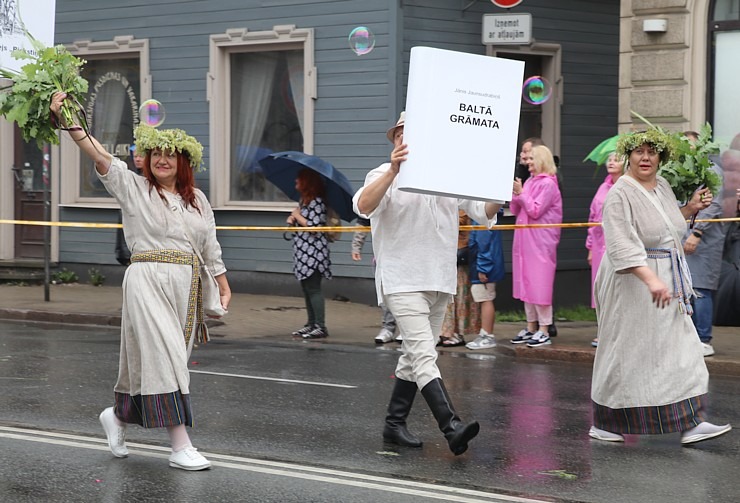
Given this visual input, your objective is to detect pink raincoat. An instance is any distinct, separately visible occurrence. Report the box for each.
[585,175,616,308]
[511,173,562,305]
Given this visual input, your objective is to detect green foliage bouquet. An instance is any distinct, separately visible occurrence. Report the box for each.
[659,123,721,203]
[0,31,88,148]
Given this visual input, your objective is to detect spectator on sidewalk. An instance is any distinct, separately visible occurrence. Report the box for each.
[509,145,563,348]
[589,128,730,445]
[51,92,231,471]
[681,131,726,358]
[353,111,502,455]
[465,211,505,350]
[351,218,400,344]
[514,137,544,185]
[438,211,481,347]
[586,151,624,347]
[288,169,332,340]
[114,145,146,266]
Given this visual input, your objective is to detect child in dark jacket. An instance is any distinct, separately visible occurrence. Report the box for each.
[465,216,505,350]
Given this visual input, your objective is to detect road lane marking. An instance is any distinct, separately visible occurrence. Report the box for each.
[0,425,548,503]
[189,369,357,388]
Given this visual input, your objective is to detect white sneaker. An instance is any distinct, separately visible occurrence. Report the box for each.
[701,343,715,357]
[169,446,212,471]
[99,407,128,458]
[466,334,497,350]
[374,328,395,344]
[588,426,624,442]
[681,422,731,445]
[395,333,403,343]
[526,331,551,347]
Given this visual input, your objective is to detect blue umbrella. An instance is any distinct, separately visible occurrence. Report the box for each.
[258,151,358,222]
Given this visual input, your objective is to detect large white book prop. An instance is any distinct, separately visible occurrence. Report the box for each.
[398,47,524,202]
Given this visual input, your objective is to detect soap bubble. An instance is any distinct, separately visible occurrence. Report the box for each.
[522,76,552,105]
[139,99,166,127]
[349,27,375,56]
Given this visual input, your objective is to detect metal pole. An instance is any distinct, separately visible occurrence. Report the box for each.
[43,144,51,302]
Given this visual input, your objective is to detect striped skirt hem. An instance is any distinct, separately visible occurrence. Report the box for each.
[592,394,706,434]
[114,391,193,428]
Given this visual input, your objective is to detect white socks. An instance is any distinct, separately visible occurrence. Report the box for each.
[168,424,193,452]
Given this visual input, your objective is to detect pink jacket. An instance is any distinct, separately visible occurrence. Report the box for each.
[585,175,616,307]
[510,174,562,305]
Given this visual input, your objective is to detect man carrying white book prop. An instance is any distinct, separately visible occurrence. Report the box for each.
[353,113,502,455]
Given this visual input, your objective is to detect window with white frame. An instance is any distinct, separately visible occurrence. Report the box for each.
[62,36,150,205]
[209,25,316,209]
[710,0,740,146]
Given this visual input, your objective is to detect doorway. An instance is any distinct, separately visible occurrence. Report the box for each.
[12,125,48,259]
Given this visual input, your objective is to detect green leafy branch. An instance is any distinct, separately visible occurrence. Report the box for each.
[659,123,721,203]
[0,29,88,148]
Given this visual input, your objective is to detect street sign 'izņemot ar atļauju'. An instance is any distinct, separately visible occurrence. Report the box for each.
[491,0,524,8]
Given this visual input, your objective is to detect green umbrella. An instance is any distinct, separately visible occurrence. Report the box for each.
[583,135,619,166]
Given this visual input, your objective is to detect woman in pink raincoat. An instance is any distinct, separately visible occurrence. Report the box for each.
[586,152,624,347]
[509,145,563,347]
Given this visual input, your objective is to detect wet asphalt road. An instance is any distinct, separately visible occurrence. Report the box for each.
[0,320,738,503]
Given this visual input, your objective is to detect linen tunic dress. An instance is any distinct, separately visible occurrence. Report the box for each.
[510,173,562,305]
[98,157,226,427]
[592,176,708,434]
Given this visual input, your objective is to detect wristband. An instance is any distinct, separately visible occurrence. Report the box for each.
[692,231,702,239]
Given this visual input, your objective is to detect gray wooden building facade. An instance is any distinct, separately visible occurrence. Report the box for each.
[47,0,620,307]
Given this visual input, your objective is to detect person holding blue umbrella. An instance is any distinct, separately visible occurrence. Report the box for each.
[287,169,332,339]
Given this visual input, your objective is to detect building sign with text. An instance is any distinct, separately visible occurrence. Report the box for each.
[482,13,532,45]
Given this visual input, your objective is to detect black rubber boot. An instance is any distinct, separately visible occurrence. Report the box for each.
[382,378,423,448]
[421,378,479,455]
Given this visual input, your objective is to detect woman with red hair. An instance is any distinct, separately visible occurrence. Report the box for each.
[51,92,230,471]
[288,169,332,339]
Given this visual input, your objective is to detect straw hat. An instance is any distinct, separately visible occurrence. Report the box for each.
[386,111,405,143]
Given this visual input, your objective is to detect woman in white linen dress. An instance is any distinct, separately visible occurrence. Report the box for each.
[51,92,231,470]
[590,130,731,445]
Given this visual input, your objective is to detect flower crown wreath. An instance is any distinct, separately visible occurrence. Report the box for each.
[615,112,721,203]
[615,127,675,161]
[133,124,204,172]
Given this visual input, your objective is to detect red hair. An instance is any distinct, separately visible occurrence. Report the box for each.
[298,169,325,205]
[142,151,201,213]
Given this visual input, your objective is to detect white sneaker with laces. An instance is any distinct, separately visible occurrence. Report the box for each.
[466,333,497,350]
[169,446,212,471]
[374,328,395,344]
[681,422,731,445]
[526,331,551,347]
[588,426,624,442]
[99,407,128,458]
[701,343,715,357]
[510,329,534,344]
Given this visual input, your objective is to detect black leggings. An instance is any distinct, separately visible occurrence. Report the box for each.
[300,271,325,328]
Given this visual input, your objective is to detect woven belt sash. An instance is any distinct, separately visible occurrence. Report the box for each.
[130,249,209,347]
[645,247,694,315]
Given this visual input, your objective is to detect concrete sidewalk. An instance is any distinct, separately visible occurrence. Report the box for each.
[1,283,738,376]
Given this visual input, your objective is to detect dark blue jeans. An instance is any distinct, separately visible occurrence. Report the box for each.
[691,288,714,343]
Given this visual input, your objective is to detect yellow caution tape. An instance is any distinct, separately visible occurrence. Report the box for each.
[1,217,739,233]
